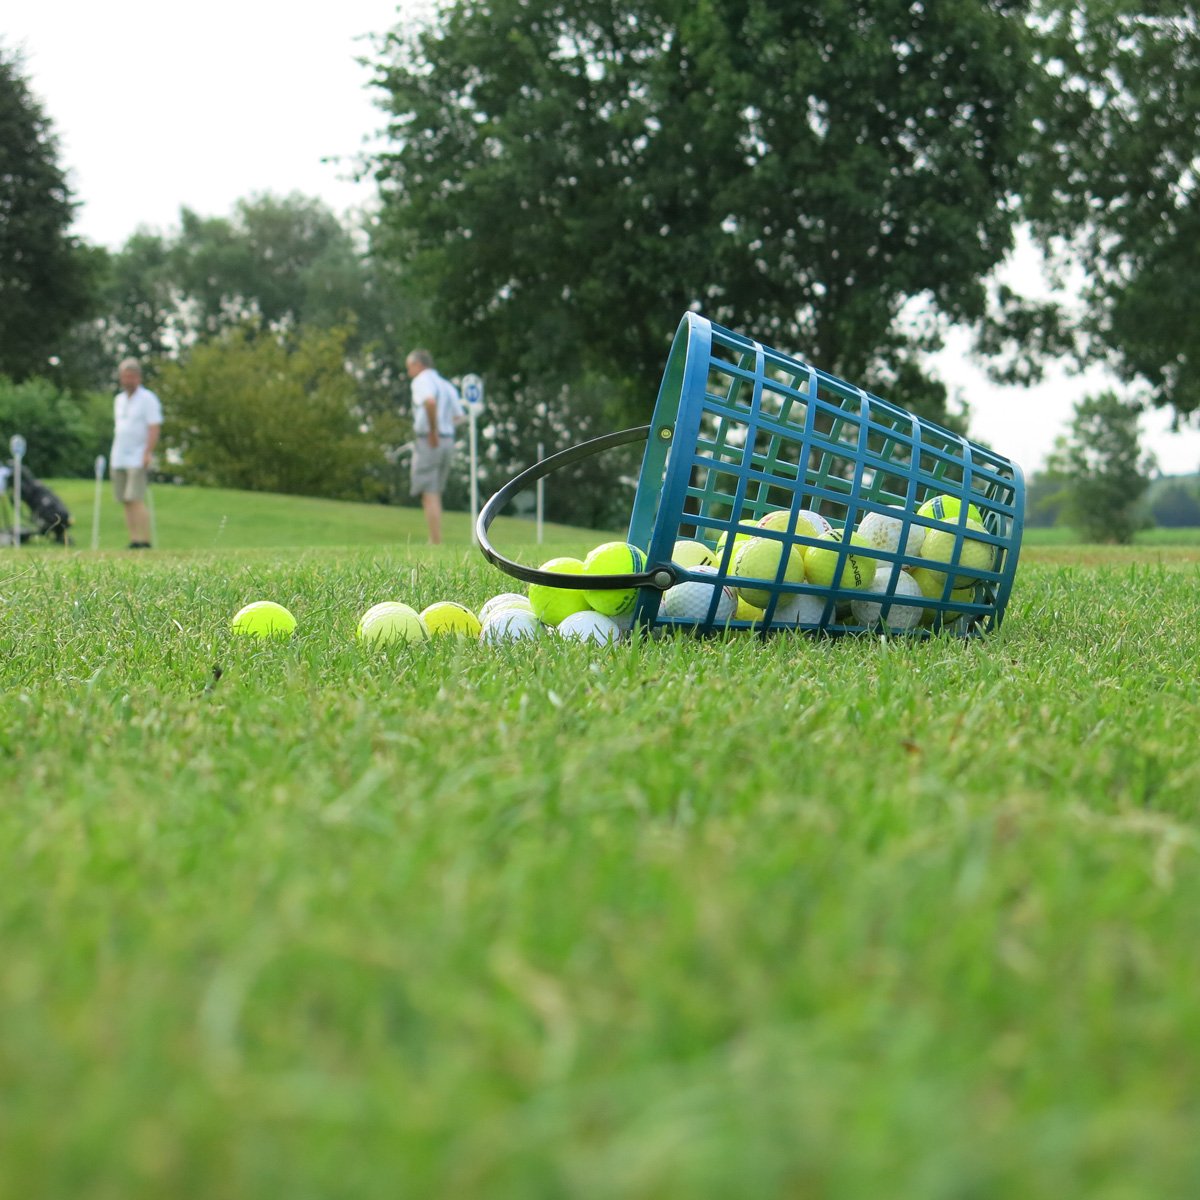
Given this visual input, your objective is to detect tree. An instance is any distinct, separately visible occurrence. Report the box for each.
[169,194,366,334]
[369,0,1040,428]
[1022,4,1200,417]
[1148,479,1200,527]
[1022,465,1070,528]
[476,375,644,531]
[1045,391,1155,542]
[0,47,101,381]
[158,324,386,500]
[83,195,388,382]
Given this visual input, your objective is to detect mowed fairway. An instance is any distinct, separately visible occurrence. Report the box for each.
[4,531,1200,1197]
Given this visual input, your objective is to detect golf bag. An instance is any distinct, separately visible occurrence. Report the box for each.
[22,471,73,543]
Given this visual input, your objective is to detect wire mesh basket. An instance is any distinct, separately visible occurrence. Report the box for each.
[478,313,1024,637]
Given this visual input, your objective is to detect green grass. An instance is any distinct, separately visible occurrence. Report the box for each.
[4,538,1200,1198]
[42,479,595,552]
[1024,525,1200,548]
[39,475,1200,555]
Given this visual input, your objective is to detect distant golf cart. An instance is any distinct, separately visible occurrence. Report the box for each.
[0,461,74,546]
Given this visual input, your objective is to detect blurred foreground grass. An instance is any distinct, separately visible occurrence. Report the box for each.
[3,545,1200,1198]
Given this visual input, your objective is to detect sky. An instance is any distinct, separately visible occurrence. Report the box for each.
[9,2,1200,478]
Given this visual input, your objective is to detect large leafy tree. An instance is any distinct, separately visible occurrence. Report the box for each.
[0,47,101,381]
[369,0,1040,426]
[1023,4,1200,417]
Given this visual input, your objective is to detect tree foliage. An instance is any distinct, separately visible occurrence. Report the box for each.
[1148,478,1200,527]
[476,375,644,530]
[84,195,385,378]
[0,47,101,381]
[158,324,387,500]
[1021,463,1069,528]
[0,376,109,478]
[1045,391,1155,542]
[168,195,366,334]
[370,0,1039,428]
[1023,4,1200,416]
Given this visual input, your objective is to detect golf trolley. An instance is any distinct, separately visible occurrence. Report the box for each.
[0,461,74,546]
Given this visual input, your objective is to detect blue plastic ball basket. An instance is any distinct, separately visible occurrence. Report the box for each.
[478,313,1024,637]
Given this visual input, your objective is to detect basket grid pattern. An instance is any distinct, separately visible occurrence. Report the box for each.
[629,315,1024,636]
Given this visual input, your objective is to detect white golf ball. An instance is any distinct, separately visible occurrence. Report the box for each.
[850,566,924,631]
[797,509,833,537]
[661,566,737,624]
[770,592,830,627]
[556,610,623,644]
[479,593,533,623]
[856,506,926,558]
[480,608,542,643]
[609,608,636,634]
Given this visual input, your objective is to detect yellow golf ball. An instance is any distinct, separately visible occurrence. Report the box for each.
[918,518,995,588]
[528,558,591,627]
[734,535,806,609]
[582,541,646,617]
[917,494,985,527]
[357,602,428,645]
[804,530,878,592]
[420,601,482,637]
[231,600,297,639]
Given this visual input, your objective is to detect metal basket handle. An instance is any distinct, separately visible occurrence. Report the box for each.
[475,425,678,592]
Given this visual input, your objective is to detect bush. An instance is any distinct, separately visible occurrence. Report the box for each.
[0,376,110,477]
[159,324,386,500]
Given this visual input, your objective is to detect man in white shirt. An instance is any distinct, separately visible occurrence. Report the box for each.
[111,357,163,549]
[405,349,466,544]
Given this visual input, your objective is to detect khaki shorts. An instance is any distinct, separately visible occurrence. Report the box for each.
[410,440,455,496]
[112,467,149,503]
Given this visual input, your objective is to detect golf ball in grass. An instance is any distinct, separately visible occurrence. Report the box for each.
[918,494,985,526]
[918,519,994,587]
[231,600,297,639]
[581,541,646,616]
[671,538,716,569]
[357,602,428,645]
[803,530,878,592]
[556,609,623,645]
[733,535,806,609]
[849,566,924,632]
[660,566,737,625]
[479,593,532,623]
[527,557,591,627]
[420,601,482,637]
[856,506,926,558]
[481,607,542,643]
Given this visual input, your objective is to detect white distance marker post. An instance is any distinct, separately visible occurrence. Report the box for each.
[92,455,107,550]
[461,373,485,544]
[536,441,545,546]
[10,434,26,548]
